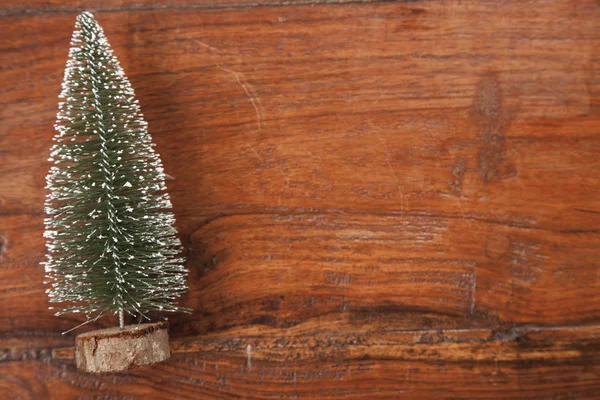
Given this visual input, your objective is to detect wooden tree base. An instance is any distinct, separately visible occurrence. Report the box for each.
[75,321,170,373]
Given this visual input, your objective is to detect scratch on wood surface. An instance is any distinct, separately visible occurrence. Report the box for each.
[511,241,546,283]
[246,144,264,162]
[188,36,264,131]
[247,344,252,371]
[190,38,222,54]
[470,265,476,315]
[218,66,263,130]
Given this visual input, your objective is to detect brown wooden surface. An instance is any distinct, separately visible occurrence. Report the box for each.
[1,0,599,398]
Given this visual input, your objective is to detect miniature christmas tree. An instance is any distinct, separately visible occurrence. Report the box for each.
[43,12,188,371]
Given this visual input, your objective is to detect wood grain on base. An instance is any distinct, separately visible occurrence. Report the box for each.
[75,322,170,373]
[1,0,599,397]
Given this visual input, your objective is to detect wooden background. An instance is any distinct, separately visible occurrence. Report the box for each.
[1,0,599,398]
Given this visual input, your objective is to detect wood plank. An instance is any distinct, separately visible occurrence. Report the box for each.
[183,212,600,333]
[1,0,599,333]
[2,326,600,399]
[1,211,598,334]
[1,1,599,228]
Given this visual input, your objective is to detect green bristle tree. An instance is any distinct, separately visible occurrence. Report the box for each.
[43,11,189,331]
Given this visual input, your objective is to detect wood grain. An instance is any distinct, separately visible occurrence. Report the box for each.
[75,322,171,373]
[2,326,600,399]
[1,0,599,398]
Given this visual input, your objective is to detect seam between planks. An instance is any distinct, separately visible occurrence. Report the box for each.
[187,210,600,235]
[2,208,597,235]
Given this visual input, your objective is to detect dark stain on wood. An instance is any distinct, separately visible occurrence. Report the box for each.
[473,74,517,184]
[449,156,466,194]
[485,232,511,260]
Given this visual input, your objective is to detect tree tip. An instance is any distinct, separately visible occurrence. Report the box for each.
[78,10,95,21]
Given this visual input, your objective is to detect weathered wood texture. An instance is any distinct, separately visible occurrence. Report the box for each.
[75,322,171,373]
[1,0,599,398]
[3,326,600,399]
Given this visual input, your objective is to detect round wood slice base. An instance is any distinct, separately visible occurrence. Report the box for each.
[75,321,170,373]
